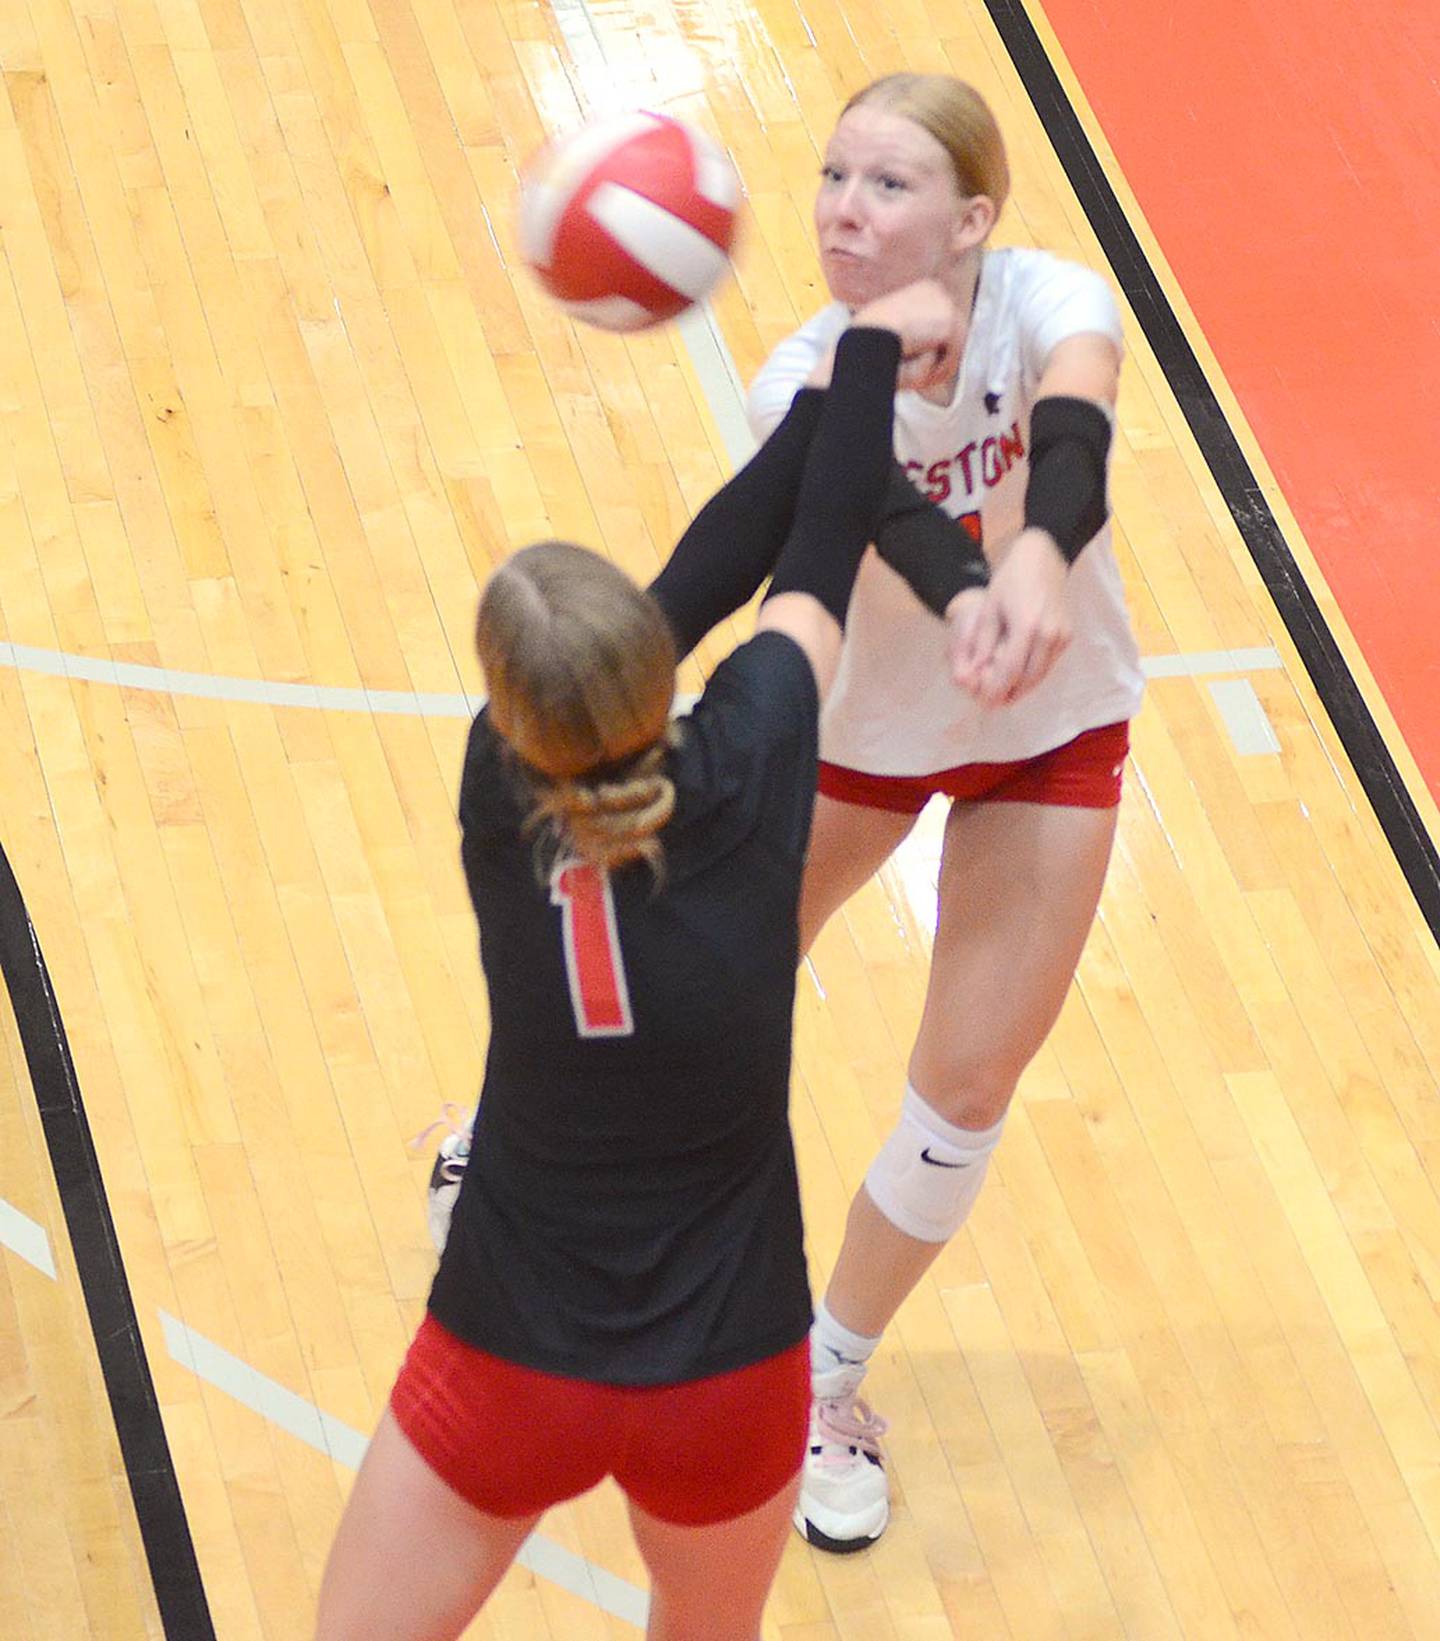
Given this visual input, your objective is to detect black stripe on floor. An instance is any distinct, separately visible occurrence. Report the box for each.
[0,838,215,1639]
[985,0,1440,945]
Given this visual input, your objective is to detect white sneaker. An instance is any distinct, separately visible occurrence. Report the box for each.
[413,1106,473,1253]
[793,1363,890,1553]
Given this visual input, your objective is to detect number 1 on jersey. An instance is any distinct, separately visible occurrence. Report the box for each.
[550,861,634,1038]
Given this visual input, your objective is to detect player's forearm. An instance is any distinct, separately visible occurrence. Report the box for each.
[647,388,824,659]
[873,464,989,615]
[766,327,900,624]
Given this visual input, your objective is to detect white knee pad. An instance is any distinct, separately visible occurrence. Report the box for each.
[864,1087,1005,1243]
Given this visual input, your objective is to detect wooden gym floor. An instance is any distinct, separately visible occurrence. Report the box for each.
[2,0,1439,1635]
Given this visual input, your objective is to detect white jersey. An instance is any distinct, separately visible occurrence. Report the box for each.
[747,247,1145,773]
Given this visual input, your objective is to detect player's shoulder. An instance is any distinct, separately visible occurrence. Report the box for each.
[694,630,816,733]
[665,631,818,865]
[982,247,1123,363]
[988,245,1113,309]
[746,303,851,437]
[675,633,815,786]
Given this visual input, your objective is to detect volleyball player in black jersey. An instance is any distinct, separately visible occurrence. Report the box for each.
[314,282,966,1641]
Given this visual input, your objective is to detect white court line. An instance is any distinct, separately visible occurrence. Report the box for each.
[160,1310,370,1469]
[1,635,1285,712]
[1208,677,1282,755]
[676,302,756,469]
[160,1311,649,1629]
[0,641,484,718]
[550,0,609,85]
[1142,646,1283,679]
[0,1195,57,1278]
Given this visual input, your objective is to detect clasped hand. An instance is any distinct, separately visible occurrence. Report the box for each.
[805,279,966,393]
[946,528,1072,707]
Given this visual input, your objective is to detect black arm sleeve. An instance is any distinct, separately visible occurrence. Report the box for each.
[873,463,989,615]
[1022,395,1112,565]
[646,388,825,661]
[765,327,901,626]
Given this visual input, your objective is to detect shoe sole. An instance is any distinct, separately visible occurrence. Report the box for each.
[793,1501,889,1554]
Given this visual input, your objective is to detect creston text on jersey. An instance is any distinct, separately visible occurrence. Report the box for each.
[902,421,1024,507]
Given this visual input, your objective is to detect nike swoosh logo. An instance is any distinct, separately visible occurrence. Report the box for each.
[921,1148,963,1168]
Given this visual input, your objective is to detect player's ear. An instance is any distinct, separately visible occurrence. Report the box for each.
[952,194,997,255]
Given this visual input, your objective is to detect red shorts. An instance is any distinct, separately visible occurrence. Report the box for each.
[818,720,1130,816]
[390,1315,810,1526]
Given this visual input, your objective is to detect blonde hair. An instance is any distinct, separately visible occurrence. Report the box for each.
[476,541,678,876]
[844,74,1010,217]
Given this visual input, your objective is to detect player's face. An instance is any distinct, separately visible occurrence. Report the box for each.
[816,108,970,308]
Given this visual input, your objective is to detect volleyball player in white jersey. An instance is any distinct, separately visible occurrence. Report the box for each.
[746,72,1145,1553]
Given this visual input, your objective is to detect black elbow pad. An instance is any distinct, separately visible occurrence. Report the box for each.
[1022,395,1112,564]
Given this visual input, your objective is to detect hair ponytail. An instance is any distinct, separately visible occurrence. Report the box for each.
[525,732,679,879]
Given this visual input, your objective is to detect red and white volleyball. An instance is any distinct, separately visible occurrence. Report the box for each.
[518,112,740,332]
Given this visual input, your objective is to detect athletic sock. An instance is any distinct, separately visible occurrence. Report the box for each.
[810,1298,882,1382]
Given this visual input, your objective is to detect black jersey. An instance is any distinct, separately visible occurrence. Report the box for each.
[427,630,819,1386]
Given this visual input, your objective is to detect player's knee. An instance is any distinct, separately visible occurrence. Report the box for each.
[864,1086,1005,1243]
[906,1046,1021,1130]
[912,985,1064,1120]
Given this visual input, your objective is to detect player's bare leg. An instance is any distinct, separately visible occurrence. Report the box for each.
[832,797,1117,1326]
[627,1473,801,1641]
[797,791,919,954]
[314,1409,539,1640]
[800,798,1117,1549]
